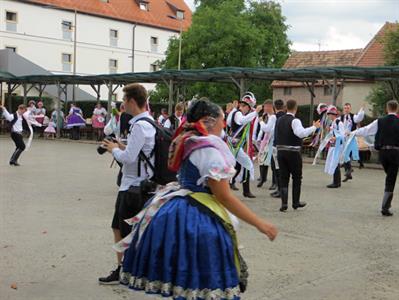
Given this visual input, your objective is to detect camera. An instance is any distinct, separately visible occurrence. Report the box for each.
[97,136,116,155]
[140,179,157,195]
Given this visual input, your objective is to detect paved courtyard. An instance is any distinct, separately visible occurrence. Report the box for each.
[1,138,399,300]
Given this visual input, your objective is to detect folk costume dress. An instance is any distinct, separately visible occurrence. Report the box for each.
[257,114,277,167]
[92,107,107,129]
[66,107,85,129]
[115,132,248,300]
[324,119,346,175]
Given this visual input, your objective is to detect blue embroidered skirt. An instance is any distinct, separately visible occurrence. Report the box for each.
[121,196,242,300]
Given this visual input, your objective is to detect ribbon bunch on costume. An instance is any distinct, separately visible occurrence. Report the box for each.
[227,123,251,157]
[258,132,273,166]
[168,120,209,172]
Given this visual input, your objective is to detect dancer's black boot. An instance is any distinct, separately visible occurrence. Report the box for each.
[381,192,394,216]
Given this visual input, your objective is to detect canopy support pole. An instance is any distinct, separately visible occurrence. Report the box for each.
[56,82,62,139]
[107,83,113,122]
[239,78,246,99]
[304,81,316,125]
[168,79,174,116]
[7,83,19,111]
[23,83,28,105]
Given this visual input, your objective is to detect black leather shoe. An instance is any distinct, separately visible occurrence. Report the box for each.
[293,202,307,210]
[327,183,341,188]
[279,205,288,212]
[270,191,280,198]
[230,183,239,191]
[243,192,256,199]
[257,181,265,188]
[9,161,20,166]
[342,175,352,182]
[381,210,393,216]
[269,184,277,191]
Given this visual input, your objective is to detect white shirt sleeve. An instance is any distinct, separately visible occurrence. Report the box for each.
[1,107,14,122]
[112,123,145,164]
[353,108,365,124]
[234,110,257,126]
[260,115,276,134]
[355,119,378,137]
[189,147,236,185]
[164,118,171,129]
[291,119,316,138]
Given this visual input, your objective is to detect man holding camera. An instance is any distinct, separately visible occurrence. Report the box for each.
[98,83,155,285]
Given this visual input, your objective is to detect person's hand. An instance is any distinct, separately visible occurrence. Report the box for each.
[330,136,336,143]
[313,120,321,129]
[115,139,126,150]
[257,220,278,241]
[103,138,119,153]
[256,105,263,113]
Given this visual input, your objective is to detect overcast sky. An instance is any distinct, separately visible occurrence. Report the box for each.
[185,0,399,51]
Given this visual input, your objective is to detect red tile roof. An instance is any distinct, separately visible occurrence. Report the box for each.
[24,0,192,32]
[282,49,363,69]
[355,22,398,67]
[273,22,398,87]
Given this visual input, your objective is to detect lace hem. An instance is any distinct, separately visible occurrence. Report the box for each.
[120,272,241,300]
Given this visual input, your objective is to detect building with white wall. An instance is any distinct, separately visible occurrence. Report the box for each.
[0,0,192,101]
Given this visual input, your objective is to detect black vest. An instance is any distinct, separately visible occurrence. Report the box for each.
[275,114,303,147]
[341,113,356,131]
[375,114,399,150]
[168,115,180,131]
[230,110,242,137]
[273,111,286,146]
[10,113,29,132]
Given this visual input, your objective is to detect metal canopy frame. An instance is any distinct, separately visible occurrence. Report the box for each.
[1,66,398,138]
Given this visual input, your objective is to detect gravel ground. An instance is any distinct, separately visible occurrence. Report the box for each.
[1,139,399,300]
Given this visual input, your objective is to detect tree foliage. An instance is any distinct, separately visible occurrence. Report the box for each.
[367,23,399,115]
[150,0,291,105]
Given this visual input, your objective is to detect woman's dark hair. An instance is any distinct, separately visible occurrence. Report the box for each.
[186,98,222,123]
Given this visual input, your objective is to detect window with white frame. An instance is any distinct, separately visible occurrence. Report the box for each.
[283,87,292,96]
[5,46,17,53]
[139,1,149,11]
[6,11,17,32]
[150,63,159,72]
[62,21,72,40]
[110,29,118,47]
[62,53,72,72]
[150,36,158,53]
[109,59,118,74]
[176,10,184,20]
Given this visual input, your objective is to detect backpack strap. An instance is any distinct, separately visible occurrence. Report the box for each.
[135,117,157,176]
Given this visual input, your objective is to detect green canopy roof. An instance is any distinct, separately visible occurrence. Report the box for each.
[1,66,398,85]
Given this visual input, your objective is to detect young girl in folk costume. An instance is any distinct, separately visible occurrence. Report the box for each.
[227,92,262,198]
[66,103,85,140]
[256,100,276,188]
[115,99,277,300]
[104,102,121,138]
[324,106,346,188]
[92,103,107,141]
[34,101,47,125]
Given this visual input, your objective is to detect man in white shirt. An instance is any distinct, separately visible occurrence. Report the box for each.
[1,104,28,166]
[355,100,399,216]
[164,102,184,130]
[275,99,320,212]
[227,93,262,198]
[99,83,156,285]
[157,108,169,126]
[340,103,365,182]
[256,100,276,188]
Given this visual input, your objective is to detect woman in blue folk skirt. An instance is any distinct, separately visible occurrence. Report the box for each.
[115,99,278,299]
